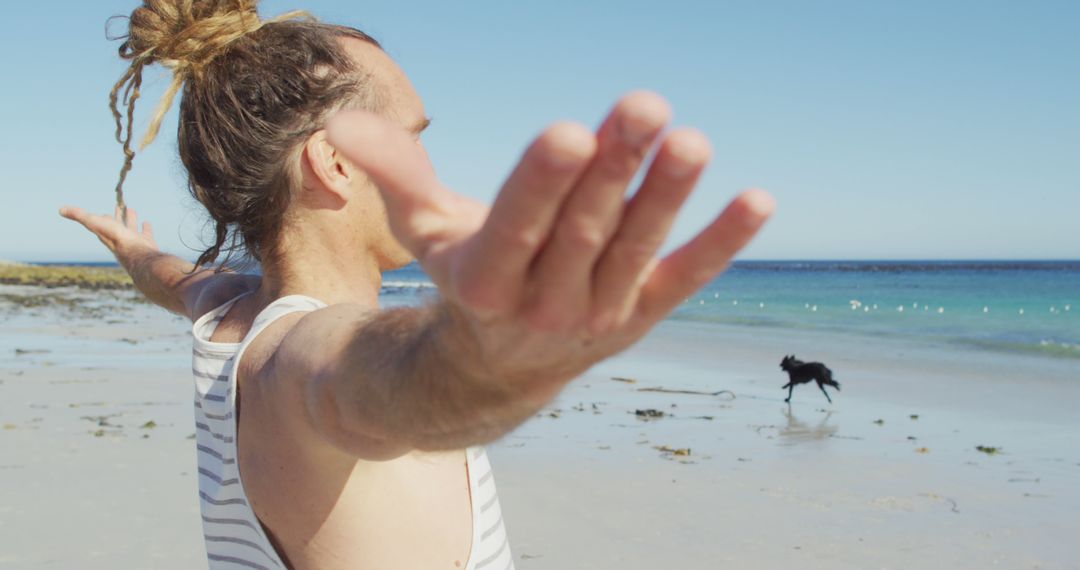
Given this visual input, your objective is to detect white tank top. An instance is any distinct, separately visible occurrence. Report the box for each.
[191,293,514,569]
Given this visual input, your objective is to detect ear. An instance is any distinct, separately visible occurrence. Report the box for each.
[301,130,357,204]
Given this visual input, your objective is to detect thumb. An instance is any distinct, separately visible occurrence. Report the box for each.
[59,206,86,222]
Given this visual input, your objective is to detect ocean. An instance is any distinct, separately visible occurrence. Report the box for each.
[379,260,1079,360]
[38,260,1079,359]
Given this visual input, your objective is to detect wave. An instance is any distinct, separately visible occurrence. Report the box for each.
[668,311,1080,360]
[727,260,1080,274]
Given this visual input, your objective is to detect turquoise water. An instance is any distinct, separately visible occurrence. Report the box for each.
[681,261,1079,358]
[380,260,1079,359]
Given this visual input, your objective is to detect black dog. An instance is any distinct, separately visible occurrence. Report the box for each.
[780,355,840,403]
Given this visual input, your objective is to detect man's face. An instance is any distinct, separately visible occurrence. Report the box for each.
[339,38,429,269]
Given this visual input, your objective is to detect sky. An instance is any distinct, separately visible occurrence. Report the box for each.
[1,0,1077,262]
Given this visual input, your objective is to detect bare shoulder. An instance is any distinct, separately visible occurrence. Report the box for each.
[271,302,376,377]
[188,272,262,322]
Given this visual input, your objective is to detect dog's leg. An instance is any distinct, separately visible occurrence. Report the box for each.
[785,384,794,403]
[818,381,833,403]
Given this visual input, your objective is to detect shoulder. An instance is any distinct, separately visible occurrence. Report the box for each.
[188,272,262,321]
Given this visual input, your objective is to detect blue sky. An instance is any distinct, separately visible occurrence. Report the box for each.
[1,0,1077,262]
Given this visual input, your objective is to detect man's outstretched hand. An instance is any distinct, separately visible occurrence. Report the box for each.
[327,92,774,396]
[59,205,159,261]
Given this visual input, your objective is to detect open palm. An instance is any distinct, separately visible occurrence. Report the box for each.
[329,92,774,385]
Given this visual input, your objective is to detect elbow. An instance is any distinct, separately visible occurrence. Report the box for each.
[303,369,412,461]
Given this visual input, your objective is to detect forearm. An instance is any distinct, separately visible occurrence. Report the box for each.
[304,302,569,455]
[114,243,208,317]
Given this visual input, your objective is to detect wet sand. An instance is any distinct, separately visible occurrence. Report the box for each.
[1,284,1077,569]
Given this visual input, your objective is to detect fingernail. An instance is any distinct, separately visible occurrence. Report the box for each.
[662,132,710,178]
[618,114,656,147]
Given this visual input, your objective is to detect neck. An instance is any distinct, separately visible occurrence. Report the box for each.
[255,242,384,309]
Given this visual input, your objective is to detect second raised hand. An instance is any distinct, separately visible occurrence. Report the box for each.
[327,91,774,383]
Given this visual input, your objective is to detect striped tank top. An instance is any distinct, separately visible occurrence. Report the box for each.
[191,293,514,569]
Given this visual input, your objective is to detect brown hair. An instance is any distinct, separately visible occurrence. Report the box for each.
[109,0,381,268]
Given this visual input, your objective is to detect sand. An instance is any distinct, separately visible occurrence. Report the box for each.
[1,284,1077,569]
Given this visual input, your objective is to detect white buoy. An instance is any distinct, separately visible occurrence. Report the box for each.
[913,302,918,309]
[714,293,719,299]
[811,305,818,312]
[1066,305,1071,311]
[1019,308,1025,315]
[732,300,738,306]
[699,299,705,305]
[759,302,765,309]
[873,304,879,310]
[805,303,810,309]
[937,307,945,314]
[983,306,989,313]
[864,306,869,312]
[897,305,904,312]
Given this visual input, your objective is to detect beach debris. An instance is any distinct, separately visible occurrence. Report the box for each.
[610,376,637,384]
[873,419,885,425]
[92,429,106,437]
[975,445,1002,455]
[654,445,691,456]
[907,436,917,441]
[140,420,158,429]
[547,411,561,419]
[916,447,930,453]
[81,414,121,428]
[849,300,862,310]
[909,414,919,420]
[635,409,666,419]
[571,402,586,412]
[1007,477,1040,483]
[520,554,544,560]
[597,446,611,450]
[2,423,16,430]
[737,457,751,462]
[637,387,736,399]
[119,337,139,345]
[14,348,51,356]
[692,416,715,421]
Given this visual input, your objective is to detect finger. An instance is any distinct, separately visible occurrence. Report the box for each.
[142,221,154,240]
[125,208,138,231]
[526,92,671,328]
[454,123,596,315]
[60,206,119,250]
[589,129,711,333]
[637,189,775,322]
[326,109,455,256]
[59,206,88,223]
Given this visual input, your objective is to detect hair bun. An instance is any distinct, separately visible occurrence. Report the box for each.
[121,0,263,72]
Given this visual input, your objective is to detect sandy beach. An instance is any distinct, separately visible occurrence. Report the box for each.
[1,280,1077,569]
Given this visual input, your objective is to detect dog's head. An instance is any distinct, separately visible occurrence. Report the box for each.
[780,355,797,370]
